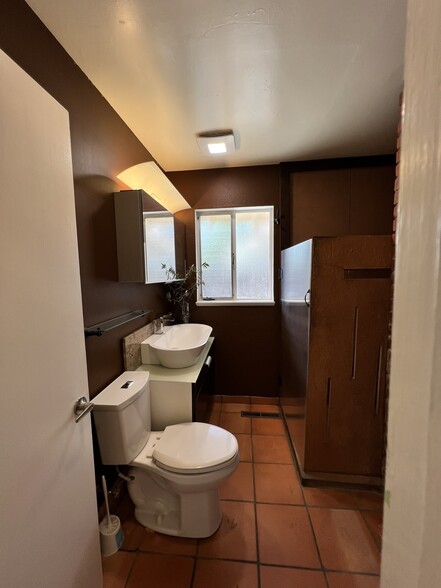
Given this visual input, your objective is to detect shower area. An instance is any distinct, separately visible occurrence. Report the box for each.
[280,235,392,487]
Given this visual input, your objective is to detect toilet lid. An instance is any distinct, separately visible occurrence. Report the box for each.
[153,422,238,471]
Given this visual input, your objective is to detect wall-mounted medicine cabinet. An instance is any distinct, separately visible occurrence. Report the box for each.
[114,189,185,283]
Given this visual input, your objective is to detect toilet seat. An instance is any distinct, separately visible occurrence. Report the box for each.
[134,422,238,475]
[154,452,238,474]
[153,422,238,474]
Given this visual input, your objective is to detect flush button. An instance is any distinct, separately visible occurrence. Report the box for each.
[121,380,134,389]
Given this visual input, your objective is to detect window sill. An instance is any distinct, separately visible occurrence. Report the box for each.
[196,299,275,307]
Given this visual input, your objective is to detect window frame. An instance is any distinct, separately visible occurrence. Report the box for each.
[195,206,275,306]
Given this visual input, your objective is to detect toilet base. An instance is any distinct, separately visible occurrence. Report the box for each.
[128,467,224,538]
[133,489,222,538]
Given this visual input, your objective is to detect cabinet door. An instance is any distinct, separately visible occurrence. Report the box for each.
[193,350,215,421]
[114,190,145,282]
[114,190,184,283]
[289,165,394,248]
[350,166,395,235]
[304,236,391,477]
[290,169,350,245]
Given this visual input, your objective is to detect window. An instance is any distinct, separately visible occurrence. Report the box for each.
[195,206,274,305]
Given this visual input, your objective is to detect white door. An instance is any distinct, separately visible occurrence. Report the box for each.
[0,50,102,587]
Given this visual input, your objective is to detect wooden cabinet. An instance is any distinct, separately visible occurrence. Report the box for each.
[114,189,185,283]
[281,236,392,485]
[290,165,394,245]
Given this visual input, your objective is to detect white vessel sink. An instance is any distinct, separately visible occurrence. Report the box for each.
[141,323,212,368]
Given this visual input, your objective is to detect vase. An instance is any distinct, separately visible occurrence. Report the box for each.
[180,302,190,323]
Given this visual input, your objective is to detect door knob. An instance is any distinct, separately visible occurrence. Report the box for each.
[304,289,311,307]
[74,396,94,423]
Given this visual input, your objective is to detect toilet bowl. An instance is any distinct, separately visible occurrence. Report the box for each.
[93,371,239,538]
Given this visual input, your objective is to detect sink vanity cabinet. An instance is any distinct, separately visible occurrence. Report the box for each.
[137,338,215,429]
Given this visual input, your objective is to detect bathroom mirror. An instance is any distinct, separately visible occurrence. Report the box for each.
[114,189,185,283]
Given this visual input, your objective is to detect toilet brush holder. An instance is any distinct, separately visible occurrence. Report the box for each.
[99,474,124,557]
[99,514,124,557]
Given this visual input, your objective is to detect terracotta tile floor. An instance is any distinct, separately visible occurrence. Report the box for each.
[102,397,383,587]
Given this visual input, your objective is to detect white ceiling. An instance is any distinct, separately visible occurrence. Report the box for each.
[26,0,407,172]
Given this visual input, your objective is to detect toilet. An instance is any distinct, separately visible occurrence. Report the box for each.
[92,371,239,538]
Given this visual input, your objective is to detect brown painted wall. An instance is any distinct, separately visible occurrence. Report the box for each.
[168,166,281,397]
[0,1,168,397]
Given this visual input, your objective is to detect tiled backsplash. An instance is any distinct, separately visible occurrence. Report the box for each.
[122,322,154,371]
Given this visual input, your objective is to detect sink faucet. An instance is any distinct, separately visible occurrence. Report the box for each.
[153,313,174,334]
[153,317,163,334]
[161,312,175,327]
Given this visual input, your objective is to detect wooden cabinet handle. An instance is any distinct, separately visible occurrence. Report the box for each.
[374,346,383,415]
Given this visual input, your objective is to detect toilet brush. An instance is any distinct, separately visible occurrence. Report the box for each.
[103,475,112,528]
[99,475,124,557]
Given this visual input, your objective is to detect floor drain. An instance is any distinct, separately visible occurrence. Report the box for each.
[241,411,281,419]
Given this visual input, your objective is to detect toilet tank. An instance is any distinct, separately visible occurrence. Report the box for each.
[92,371,151,465]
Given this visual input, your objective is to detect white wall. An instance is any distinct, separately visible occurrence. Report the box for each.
[381,0,441,586]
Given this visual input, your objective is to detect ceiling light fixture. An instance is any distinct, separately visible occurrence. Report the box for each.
[117,162,191,214]
[196,131,236,156]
